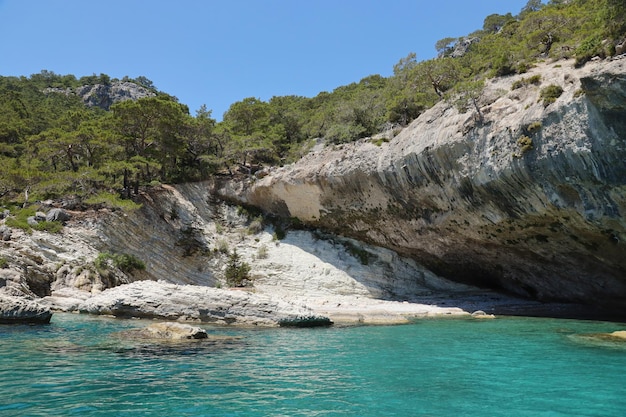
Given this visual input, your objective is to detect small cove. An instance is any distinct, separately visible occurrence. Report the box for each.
[1,313,625,416]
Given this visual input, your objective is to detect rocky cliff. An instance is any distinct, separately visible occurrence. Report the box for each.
[218,58,626,310]
[45,81,155,110]
[5,182,520,325]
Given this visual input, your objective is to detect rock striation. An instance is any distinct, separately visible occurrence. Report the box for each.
[218,58,626,311]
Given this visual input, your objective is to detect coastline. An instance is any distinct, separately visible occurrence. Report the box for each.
[39,279,626,327]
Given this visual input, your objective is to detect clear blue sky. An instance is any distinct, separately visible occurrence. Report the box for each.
[0,0,530,120]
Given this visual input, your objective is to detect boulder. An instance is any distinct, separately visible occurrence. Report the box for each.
[27,216,38,227]
[0,295,52,324]
[46,208,71,223]
[119,322,208,340]
[34,211,47,222]
[0,225,10,241]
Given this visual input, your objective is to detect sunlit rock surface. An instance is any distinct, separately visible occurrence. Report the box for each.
[220,58,626,310]
[0,295,52,324]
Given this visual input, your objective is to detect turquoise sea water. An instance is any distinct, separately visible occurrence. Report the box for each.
[1,313,625,417]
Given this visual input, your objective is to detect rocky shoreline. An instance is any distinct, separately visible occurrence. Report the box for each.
[2,186,624,326]
[6,278,618,326]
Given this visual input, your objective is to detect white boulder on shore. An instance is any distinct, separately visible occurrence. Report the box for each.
[73,280,323,326]
[0,295,52,324]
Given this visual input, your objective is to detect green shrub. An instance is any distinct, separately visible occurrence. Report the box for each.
[5,216,32,232]
[85,192,142,211]
[511,75,542,90]
[33,221,63,234]
[517,135,534,153]
[225,249,251,287]
[371,137,389,147]
[3,207,62,233]
[247,215,264,234]
[273,224,286,241]
[216,239,229,253]
[526,121,542,134]
[0,256,8,269]
[95,252,145,273]
[540,85,563,107]
[574,35,602,67]
[4,207,35,228]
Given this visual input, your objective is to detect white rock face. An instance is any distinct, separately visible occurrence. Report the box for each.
[220,58,626,310]
[0,295,52,324]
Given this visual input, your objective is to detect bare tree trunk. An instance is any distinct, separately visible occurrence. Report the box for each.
[22,186,30,208]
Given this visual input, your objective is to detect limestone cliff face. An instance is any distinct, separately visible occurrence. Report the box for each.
[45,81,155,110]
[219,58,626,309]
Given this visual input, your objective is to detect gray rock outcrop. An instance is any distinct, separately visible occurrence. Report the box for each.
[450,37,480,58]
[218,58,626,311]
[0,225,10,241]
[0,295,52,324]
[44,81,155,110]
[46,208,71,223]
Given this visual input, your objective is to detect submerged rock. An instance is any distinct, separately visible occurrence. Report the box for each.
[0,295,52,324]
[118,322,209,340]
[609,330,626,340]
[568,329,626,350]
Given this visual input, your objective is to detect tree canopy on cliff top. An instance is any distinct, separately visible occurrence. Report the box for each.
[0,0,623,205]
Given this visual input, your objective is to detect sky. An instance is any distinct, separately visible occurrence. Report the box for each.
[0,0,531,120]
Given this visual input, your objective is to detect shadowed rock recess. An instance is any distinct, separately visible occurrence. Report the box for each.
[218,59,626,311]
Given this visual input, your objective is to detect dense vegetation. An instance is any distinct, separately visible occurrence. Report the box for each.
[0,0,623,205]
